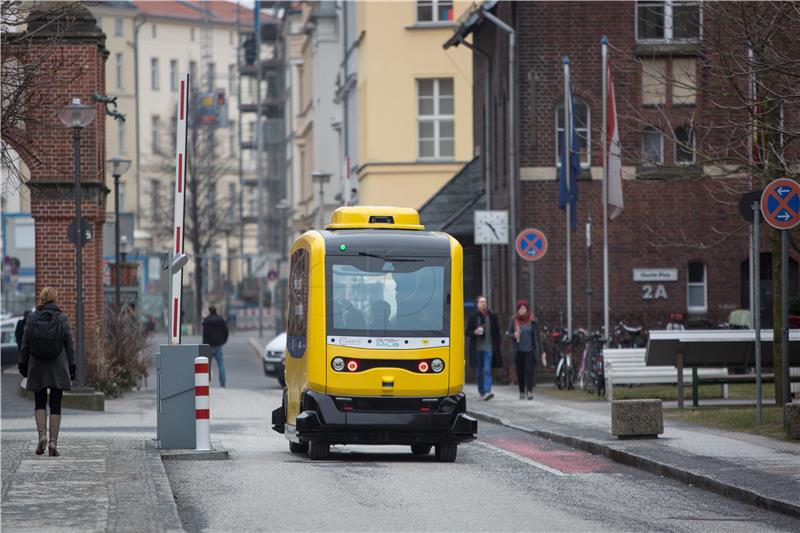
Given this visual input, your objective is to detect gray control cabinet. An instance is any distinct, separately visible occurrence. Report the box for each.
[156,344,210,449]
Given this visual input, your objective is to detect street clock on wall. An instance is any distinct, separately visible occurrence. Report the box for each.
[474,210,509,245]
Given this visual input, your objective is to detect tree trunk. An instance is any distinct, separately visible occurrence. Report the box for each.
[772,228,783,404]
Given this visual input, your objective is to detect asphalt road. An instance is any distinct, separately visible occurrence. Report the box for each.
[163,335,800,532]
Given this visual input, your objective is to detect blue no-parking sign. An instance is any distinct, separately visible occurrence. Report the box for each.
[515,228,548,262]
[761,178,800,230]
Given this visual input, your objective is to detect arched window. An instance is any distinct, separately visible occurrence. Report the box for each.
[555,98,590,169]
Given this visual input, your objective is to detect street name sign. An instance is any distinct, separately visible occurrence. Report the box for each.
[760,178,800,230]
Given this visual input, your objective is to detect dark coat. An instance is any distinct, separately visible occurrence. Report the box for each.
[506,318,544,360]
[20,303,75,391]
[466,311,503,369]
[202,313,229,347]
[14,313,28,350]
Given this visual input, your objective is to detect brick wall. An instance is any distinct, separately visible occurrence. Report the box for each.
[3,4,108,341]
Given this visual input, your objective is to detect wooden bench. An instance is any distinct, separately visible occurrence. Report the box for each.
[603,349,728,401]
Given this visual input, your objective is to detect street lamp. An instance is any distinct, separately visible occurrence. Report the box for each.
[311,170,331,229]
[107,156,131,312]
[275,199,290,333]
[58,98,96,389]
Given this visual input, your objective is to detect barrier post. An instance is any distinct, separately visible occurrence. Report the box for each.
[195,356,211,451]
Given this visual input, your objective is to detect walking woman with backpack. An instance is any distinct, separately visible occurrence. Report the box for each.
[19,287,76,456]
[507,300,544,400]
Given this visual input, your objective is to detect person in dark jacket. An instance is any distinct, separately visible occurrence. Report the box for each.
[15,310,31,350]
[507,300,544,400]
[19,287,75,456]
[202,306,229,388]
[466,295,502,400]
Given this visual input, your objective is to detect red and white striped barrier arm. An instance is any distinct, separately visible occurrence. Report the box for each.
[195,356,211,451]
[170,72,190,345]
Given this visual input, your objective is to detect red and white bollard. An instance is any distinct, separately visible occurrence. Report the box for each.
[194,356,211,451]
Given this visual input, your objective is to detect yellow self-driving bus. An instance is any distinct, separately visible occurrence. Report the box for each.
[271,206,477,462]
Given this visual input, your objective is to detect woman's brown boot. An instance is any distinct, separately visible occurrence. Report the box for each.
[48,414,61,457]
[34,410,47,455]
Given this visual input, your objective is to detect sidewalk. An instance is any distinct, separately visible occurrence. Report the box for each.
[467,384,800,518]
[0,373,183,532]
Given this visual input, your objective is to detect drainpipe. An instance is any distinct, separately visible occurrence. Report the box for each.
[132,15,145,230]
[459,37,492,298]
[481,8,517,310]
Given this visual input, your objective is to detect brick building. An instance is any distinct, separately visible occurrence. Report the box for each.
[2,4,108,344]
[444,1,799,335]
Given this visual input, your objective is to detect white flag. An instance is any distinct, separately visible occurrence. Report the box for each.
[607,64,624,220]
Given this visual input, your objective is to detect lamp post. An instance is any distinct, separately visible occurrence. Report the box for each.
[275,198,290,332]
[107,156,131,311]
[311,170,331,229]
[58,98,96,389]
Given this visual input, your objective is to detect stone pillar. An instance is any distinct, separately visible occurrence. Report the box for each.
[3,3,108,343]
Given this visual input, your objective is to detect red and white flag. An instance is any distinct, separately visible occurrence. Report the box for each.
[606,64,624,220]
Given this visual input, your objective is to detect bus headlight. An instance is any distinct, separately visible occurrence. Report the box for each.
[431,359,444,373]
[332,357,345,372]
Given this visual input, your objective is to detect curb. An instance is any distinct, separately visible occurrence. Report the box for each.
[468,408,800,519]
[247,337,263,358]
[160,447,230,461]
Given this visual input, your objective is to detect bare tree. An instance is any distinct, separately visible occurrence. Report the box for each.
[1,1,87,193]
[146,104,236,329]
[609,1,799,401]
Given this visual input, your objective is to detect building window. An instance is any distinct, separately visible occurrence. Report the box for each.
[229,120,236,158]
[674,126,695,165]
[170,60,178,92]
[248,120,256,144]
[114,18,123,37]
[416,0,453,23]
[151,23,157,38]
[189,61,197,88]
[641,59,667,106]
[115,53,124,90]
[417,78,454,160]
[150,58,159,90]
[228,64,236,97]
[151,179,161,224]
[206,62,215,89]
[151,115,160,154]
[228,182,236,219]
[642,127,663,165]
[118,120,126,154]
[672,58,697,105]
[687,261,707,312]
[555,98,591,169]
[636,1,701,42]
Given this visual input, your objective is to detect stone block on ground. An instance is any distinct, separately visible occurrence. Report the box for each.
[611,399,663,438]
[787,403,800,439]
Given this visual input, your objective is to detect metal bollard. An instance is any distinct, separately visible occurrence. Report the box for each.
[194,356,211,451]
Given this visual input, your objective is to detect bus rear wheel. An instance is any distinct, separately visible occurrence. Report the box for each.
[410,444,432,456]
[434,443,457,462]
[308,441,330,460]
[289,440,308,454]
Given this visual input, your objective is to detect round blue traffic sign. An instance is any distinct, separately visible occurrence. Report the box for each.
[515,228,548,262]
[761,178,800,230]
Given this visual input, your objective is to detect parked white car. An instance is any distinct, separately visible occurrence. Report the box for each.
[262,332,286,387]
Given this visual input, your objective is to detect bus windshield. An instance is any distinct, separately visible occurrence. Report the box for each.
[327,256,449,337]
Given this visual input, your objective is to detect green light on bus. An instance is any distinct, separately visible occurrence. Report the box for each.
[339,244,347,251]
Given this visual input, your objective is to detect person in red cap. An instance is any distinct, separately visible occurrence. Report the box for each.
[507,300,544,400]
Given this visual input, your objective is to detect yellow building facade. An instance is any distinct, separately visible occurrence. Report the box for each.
[354,1,473,210]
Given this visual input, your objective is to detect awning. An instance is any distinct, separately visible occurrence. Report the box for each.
[645,329,800,367]
[417,157,483,235]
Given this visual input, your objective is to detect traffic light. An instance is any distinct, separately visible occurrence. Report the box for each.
[243,36,256,65]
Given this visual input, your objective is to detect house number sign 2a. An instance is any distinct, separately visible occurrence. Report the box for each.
[642,284,668,300]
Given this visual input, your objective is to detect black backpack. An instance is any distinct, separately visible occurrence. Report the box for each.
[27,310,64,361]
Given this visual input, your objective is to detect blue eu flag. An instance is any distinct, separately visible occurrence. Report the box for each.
[559,82,581,230]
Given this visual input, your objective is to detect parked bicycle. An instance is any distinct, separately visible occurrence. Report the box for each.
[551,326,574,390]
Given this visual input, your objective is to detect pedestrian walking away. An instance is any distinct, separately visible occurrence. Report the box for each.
[18,287,76,457]
[202,306,229,388]
[466,295,503,400]
[507,300,544,400]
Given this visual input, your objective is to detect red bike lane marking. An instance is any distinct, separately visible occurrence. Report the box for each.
[483,436,614,474]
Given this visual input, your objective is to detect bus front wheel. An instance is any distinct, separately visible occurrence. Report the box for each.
[308,441,330,460]
[435,443,457,462]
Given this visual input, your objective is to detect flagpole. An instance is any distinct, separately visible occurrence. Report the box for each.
[563,56,572,338]
[601,36,610,343]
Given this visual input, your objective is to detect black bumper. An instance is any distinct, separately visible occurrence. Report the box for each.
[292,391,477,445]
